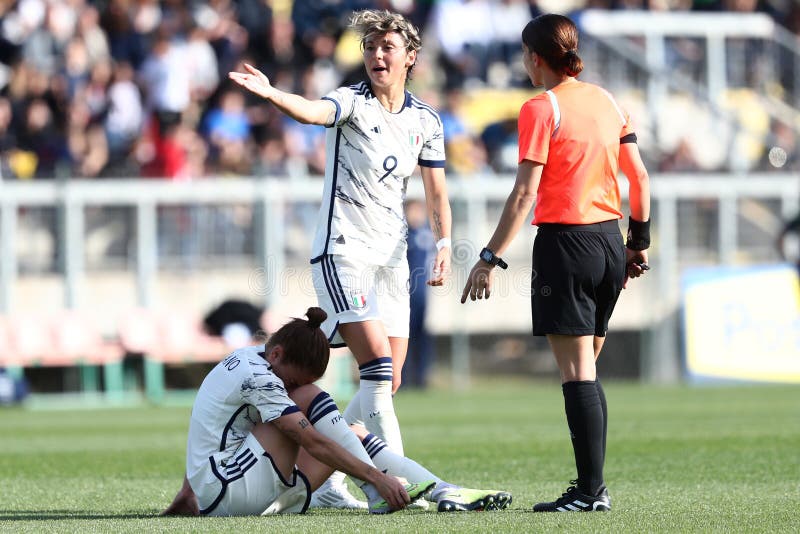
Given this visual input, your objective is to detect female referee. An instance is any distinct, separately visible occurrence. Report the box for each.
[229,9,452,508]
[461,13,651,512]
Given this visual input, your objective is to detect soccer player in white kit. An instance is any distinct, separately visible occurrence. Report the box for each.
[161,308,421,516]
[161,308,513,516]
[229,9,452,508]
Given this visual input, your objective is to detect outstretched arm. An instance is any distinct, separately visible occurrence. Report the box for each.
[228,63,336,126]
[461,160,542,303]
[421,166,453,286]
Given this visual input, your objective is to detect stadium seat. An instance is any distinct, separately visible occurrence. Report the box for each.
[0,316,19,367]
[49,310,124,366]
[152,312,228,363]
[5,314,54,367]
[118,308,229,403]
[120,309,228,364]
[117,308,160,355]
[721,88,771,168]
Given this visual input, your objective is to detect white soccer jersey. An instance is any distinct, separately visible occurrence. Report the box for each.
[185,345,299,501]
[311,82,446,267]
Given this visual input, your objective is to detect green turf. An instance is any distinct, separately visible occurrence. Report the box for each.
[1,379,798,533]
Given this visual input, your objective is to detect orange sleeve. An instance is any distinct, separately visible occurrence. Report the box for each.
[517,98,554,165]
[620,106,634,138]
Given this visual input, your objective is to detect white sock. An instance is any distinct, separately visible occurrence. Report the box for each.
[361,432,450,497]
[358,357,404,455]
[343,389,364,426]
[307,391,374,490]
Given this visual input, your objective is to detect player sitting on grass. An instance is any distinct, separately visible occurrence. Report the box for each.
[162,307,511,516]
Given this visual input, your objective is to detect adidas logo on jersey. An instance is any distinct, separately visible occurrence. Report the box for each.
[335,235,346,244]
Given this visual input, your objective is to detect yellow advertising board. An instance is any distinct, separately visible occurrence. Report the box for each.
[683,265,800,383]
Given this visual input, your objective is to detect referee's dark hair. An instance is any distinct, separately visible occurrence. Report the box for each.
[522,14,584,78]
[267,307,330,377]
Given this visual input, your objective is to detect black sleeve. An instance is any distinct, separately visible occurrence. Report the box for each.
[620,133,637,144]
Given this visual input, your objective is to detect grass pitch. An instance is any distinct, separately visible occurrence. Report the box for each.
[1,379,798,533]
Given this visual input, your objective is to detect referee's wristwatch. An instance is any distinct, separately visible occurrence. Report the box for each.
[479,247,508,269]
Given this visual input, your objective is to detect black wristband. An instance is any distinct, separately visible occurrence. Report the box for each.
[626,217,650,251]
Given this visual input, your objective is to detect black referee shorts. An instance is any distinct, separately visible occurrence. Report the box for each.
[531,219,625,337]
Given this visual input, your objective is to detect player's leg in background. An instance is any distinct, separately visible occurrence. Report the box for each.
[592,230,622,467]
[310,257,401,507]
[593,335,608,462]
[339,320,404,455]
[548,334,605,497]
[384,261,411,394]
[389,337,408,394]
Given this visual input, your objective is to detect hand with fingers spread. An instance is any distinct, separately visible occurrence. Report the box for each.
[228,63,276,101]
[461,260,495,303]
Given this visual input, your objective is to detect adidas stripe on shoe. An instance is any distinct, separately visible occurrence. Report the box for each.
[309,477,368,510]
[532,483,611,512]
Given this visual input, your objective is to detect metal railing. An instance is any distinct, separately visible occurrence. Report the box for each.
[1,173,798,384]
[579,11,800,171]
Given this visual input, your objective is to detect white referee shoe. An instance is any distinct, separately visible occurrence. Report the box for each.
[309,477,368,510]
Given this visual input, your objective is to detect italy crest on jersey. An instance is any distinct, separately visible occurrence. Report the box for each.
[350,293,367,309]
[409,131,422,148]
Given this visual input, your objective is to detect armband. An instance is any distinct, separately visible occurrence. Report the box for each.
[436,237,452,251]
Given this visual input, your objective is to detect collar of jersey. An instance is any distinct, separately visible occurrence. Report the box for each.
[364,81,411,113]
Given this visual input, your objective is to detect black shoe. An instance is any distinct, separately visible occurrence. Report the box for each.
[532,481,611,512]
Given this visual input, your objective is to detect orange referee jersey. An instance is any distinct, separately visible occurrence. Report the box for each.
[518,79,634,225]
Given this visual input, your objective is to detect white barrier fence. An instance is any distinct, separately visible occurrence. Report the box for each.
[1,173,797,384]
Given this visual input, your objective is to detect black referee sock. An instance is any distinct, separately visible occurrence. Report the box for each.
[562,380,605,497]
[596,378,608,463]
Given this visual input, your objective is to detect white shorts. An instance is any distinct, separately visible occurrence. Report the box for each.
[194,433,310,516]
[311,254,410,347]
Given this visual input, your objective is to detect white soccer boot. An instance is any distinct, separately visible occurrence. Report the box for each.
[309,475,368,510]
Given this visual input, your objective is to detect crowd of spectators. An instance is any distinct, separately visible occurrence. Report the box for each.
[0,0,799,183]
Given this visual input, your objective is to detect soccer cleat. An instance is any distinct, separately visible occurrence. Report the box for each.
[532,482,611,512]
[369,480,437,514]
[309,477,368,510]
[436,488,513,512]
